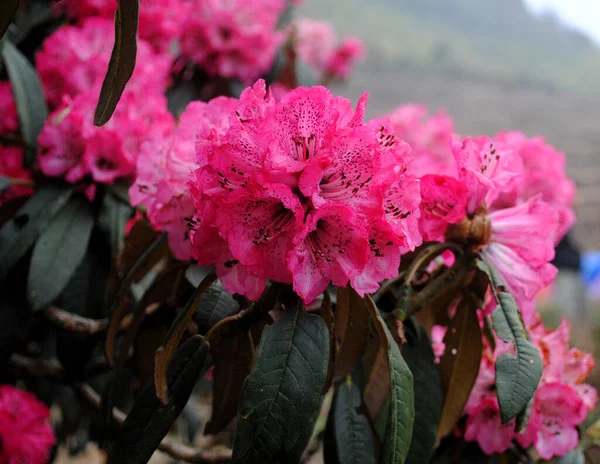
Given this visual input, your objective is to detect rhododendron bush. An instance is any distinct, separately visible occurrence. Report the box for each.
[0,1,598,463]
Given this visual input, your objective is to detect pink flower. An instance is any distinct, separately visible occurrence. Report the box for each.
[56,0,189,53]
[481,197,559,323]
[180,0,286,83]
[464,396,514,454]
[36,18,171,108]
[293,18,365,81]
[0,385,55,464]
[431,325,447,363]
[190,81,421,303]
[384,104,457,177]
[131,97,239,260]
[38,88,174,185]
[494,131,576,243]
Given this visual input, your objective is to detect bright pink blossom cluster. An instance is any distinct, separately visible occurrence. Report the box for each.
[0,385,55,464]
[293,18,366,81]
[36,18,171,109]
[464,315,597,459]
[186,80,421,302]
[0,82,33,207]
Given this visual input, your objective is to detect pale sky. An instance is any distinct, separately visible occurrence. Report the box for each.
[525,0,600,44]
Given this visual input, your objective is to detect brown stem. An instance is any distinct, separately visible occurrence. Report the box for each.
[74,383,232,463]
[9,354,110,381]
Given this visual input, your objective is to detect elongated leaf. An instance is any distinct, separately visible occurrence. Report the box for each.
[232,307,329,463]
[118,220,169,283]
[0,0,20,40]
[334,286,370,380]
[403,319,442,464]
[437,294,482,438]
[0,176,11,191]
[0,186,72,280]
[362,292,414,464]
[476,260,543,423]
[2,40,48,165]
[331,375,376,464]
[195,282,240,334]
[154,273,216,403]
[98,191,132,256]
[205,319,253,435]
[94,0,138,126]
[27,196,93,311]
[110,335,211,464]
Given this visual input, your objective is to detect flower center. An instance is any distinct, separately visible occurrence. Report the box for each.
[445,205,492,248]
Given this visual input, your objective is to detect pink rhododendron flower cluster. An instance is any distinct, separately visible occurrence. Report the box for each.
[180,0,287,83]
[188,80,421,302]
[464,315,597,459]
[131,97,238,260]
[38,89,174,184]
[416,135,559,323]
[0,385,56,464]
[36,18,171,109]
[293,18,365,81]
[56,0,190,53]
[0,82,34,206]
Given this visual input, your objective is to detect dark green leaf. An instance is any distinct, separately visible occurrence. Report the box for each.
[94,0,139,126]
[98,191,132,256]
[27,196,94,311]
[476,260,543,424]
[2,40,48,165]
[363,294,414,464]
[232,307,330,463]
[0,299,28,382]
[0,0,20,41]
[402,318,442,464]
[195,282,240,334]
[110,335,211,464]
[331,374,376,464]
[0,186,72,280]
[556,449,585,464]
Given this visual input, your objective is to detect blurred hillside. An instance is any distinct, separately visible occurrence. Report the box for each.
[299,0,600,251]
[300,0,600,93]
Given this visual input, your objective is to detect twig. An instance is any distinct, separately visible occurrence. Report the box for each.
[9,354,110,381]
[43,304,162,336]
[74,383,232,464]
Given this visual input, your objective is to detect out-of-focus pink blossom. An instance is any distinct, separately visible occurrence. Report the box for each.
[0,385,55,464]
[189,80,421,303]
[431,325,447,363]
[180,0,286,83]
[0,82,34,206]
[38,88,174,185]
[131,97,238,260]
[36,18,171,108]
[56,0,189,53]
[464,396,515,454]
[385,104,457,177]
[494,131,576,243]
[293,18,365,81]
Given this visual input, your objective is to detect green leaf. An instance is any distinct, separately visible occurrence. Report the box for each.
[195,282,240,334]
[94,0,139,126]
[362,293,414,464]
[0,0,19,42]
[556,449,585,464]
[331,374,376,464]
[27,196,94,311]
[2,40,48,165]
[110,335,211,464]
[0,186,72,281]
[403,318,442,464]
[232,306,330,463]
[476,260,543,424]
[98,191,132,256]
